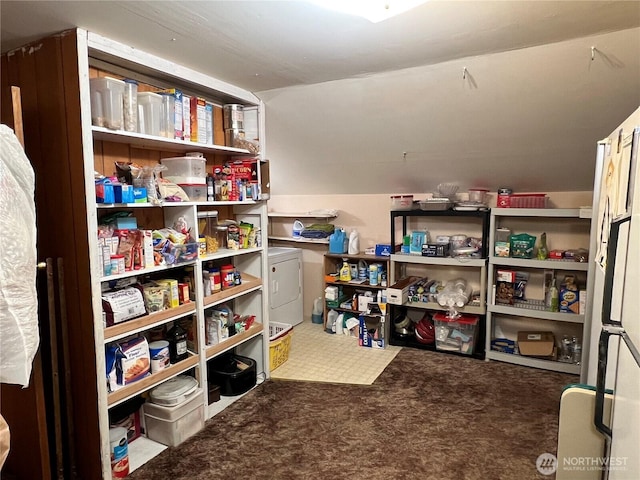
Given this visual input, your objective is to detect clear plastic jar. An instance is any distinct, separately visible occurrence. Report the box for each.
[123,79,138,132]
[160,92,175,138]
[197,211,219,253]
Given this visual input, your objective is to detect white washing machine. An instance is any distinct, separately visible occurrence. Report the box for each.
[267,247,303,326]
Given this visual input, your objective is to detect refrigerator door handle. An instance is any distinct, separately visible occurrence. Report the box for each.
[602,214,631,326]
[594,326,625,440]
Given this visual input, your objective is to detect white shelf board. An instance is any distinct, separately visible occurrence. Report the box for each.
[405,301,485,315]
[268,235,330,244]
[491,208,582,218]
[206,382,262,419]
[268,212,337,219]
[200,246,263,262]
[486,350,581,374]
[489,257,589,271]
[128,436,167,473]
[488,304,585,324]
[100,260,197,282]
[390,254,486,267]
[92,126,254,156]
[97,200,258,209]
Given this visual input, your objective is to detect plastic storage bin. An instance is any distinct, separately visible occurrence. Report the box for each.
[90,77,125,130]
[433,313,479,355]
[143,387,204,447]
[208,354,257,396]
[179,184,207,202]
[137,91,162,136]
[160,156,207,184]
[269,322,293,370]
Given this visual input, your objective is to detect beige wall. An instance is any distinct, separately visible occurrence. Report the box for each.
[267,191,593,319]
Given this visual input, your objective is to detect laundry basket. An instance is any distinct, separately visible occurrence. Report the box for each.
[269,322,293,370]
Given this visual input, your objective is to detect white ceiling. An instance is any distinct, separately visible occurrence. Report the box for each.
[1,1,639,195]
[1,1,639,93]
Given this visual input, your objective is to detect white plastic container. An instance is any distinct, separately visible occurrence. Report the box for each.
[143,386,204,447]
[390,195,413,210]
[468,188,489,204]
[137,91,162,136]
[160,156,207,184]
[179,184,207,202]
[90,77,125,130]
[149,375,198,406]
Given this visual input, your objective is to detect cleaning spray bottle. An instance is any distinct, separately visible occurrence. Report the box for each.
[348,229,360,254]
[339,259,352,282]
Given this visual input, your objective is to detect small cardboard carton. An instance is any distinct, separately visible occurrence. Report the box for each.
[517,331,555,358]
[386,276,421,305]
[358,304,388,349]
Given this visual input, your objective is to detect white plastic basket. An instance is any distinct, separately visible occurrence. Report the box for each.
[269,321,293,341]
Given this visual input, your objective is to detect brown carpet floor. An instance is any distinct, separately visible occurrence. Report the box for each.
[130,348,574,480]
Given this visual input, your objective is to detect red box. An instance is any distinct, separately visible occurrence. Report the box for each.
[549,250,564,259]
[497,194,511,208]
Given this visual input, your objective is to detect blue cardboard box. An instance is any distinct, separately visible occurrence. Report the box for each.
[114,184,134,204]
[375,244,400,256]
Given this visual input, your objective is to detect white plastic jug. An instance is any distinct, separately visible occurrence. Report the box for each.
[348,229,360,254]
[292,220,304,238]
[326,309,339,334]
[312,297,324,324]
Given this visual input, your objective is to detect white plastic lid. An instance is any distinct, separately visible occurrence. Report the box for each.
[149,375,197,404]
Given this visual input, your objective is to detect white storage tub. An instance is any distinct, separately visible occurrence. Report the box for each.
[137,91,162,136]
[90,77,125,130]
[161,156,207,184]
[143,386,204,447]
[179,184,207,202]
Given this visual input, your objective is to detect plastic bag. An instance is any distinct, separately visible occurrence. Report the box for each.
[0,125,39,386]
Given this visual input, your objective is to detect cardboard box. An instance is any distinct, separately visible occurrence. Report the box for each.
[155,279,179,308]
[190,97,207,143]
[141,230,154,269]
[386,276,420,305]
[375,243,401,256]
[517,331,555,357]
[358,304,388,349]
[205,102,214,145]
[560,285,580,314]
[182,94,191,142]
[579,290,587,315]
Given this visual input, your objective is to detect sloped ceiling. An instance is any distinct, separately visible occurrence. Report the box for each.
[1,1,640,195]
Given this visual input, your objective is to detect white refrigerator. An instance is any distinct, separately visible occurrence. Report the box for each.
[585,107,640,480]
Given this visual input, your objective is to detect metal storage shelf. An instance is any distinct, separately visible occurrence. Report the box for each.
[488,304,585,324]
[486,350,581,374]
[489,257,589,271]
[491,208,582,218]
[388,209,490,358]
[485,207,591,374]
[391,254,486,268]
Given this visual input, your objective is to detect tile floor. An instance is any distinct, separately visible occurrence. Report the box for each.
[270,321,402,385]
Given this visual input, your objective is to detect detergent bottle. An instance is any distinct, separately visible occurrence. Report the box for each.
[329,228,346,254]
